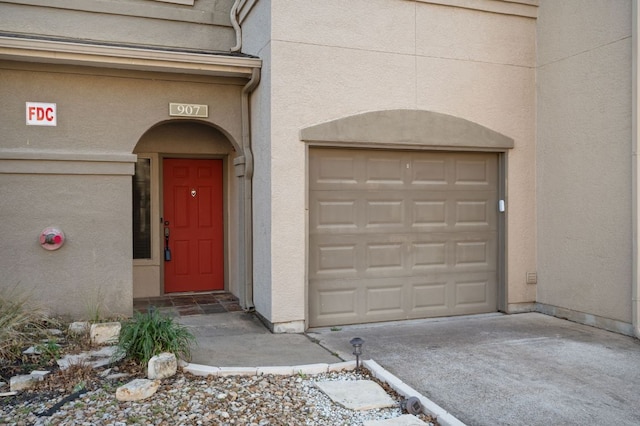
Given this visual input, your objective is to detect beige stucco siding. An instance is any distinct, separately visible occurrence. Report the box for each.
[536,0,632,323]
[0,173,133,318]
[1,63,244,154]
[0,61,246,317]
[0,0,235,52]
[240,0,273,319]
[243,0,537,328]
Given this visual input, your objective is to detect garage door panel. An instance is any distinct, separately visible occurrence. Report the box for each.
[365,242,404,271]
[454,158,495,186]
[313,243,359,277]
[456,280,489,306]
[411,241,449,270]
[313,198,358,230]
[455,200,491,226]
[412,200,448,227]
[365,199,405,228]
[311,153,359,188]
[453,192,498,230]
[455,240,492,267]
[309,283,360,327]
[453,272,498,313]
[410,158,448,185]
[411,280,448,311]
[309,148,499,327]
[365,284,405,316]
[365,157,405,185]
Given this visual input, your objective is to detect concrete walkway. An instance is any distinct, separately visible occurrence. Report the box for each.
[177,311,340,366]
[178,311,640,426]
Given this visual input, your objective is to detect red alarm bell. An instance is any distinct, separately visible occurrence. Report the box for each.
[39,227,65,250]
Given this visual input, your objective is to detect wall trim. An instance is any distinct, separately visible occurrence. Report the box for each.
[413,0,538,19]
[0,35,261,78]
[253,310,306,334]
[2,0,227,26]
[506,302,537,313]
[632,0,640,339]
[300,109,515,152]
[535,303,635,337]
[0,151,136,175]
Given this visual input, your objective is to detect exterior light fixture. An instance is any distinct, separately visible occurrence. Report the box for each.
[350,337,364,369]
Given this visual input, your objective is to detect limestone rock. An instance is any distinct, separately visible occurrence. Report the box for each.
[10,375,36,392]
[69,321,90,335]
[90,322,121,345]
[106,373,131,381]
[57,345,123,370]
[116,379,160,402]
[148,352,177,380]
[30,370,50,381]
[23,346,41,355]
[314,380,396,411]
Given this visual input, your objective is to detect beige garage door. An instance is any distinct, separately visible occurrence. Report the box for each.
[309,148,499,327]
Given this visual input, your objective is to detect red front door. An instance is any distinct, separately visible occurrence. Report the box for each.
[163,158,224,293]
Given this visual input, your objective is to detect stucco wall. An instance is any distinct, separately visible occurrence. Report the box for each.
[0,61,245,318]
[243,0,537,328]
[536,0,633,323]
[0,63,244,153]
[0,173,133,318]
[0,0,235,52]
[241,0,273,319]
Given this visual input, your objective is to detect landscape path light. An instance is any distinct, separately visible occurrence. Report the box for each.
[350,337,364,369]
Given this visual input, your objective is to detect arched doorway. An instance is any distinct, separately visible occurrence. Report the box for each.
[132,120,241,298]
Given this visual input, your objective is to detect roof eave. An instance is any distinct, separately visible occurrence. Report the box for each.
[0,35,261,78]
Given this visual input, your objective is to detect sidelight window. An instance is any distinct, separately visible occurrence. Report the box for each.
[132,158,152,259]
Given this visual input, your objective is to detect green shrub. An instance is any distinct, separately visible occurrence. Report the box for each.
[0,285,52,363]
[35,339,62,363]
[117,309,195,365]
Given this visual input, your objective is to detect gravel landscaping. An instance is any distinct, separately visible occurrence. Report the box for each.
[1,368,438,425]
[0,299,439,425]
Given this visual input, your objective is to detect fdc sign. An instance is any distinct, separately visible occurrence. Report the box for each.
[26,102,57,126]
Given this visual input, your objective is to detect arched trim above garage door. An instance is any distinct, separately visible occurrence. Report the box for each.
[300,109,514,151]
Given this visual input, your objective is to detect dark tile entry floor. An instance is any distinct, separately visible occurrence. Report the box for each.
[133,292,242,317]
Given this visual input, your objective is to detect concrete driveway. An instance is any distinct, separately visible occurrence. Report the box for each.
[309,312,640,426]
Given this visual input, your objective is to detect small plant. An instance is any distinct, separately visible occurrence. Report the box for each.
[17,406,32,416]
[73,380,86,393]
[35,339,62,363]
[117,309,195,366]
[0,284,52,364]
[55,360,95,393]
[84,288,109,323]
[330,327,342,332]
[127,415,144,424]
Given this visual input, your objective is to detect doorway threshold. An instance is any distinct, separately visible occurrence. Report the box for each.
[133,292,242,317]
